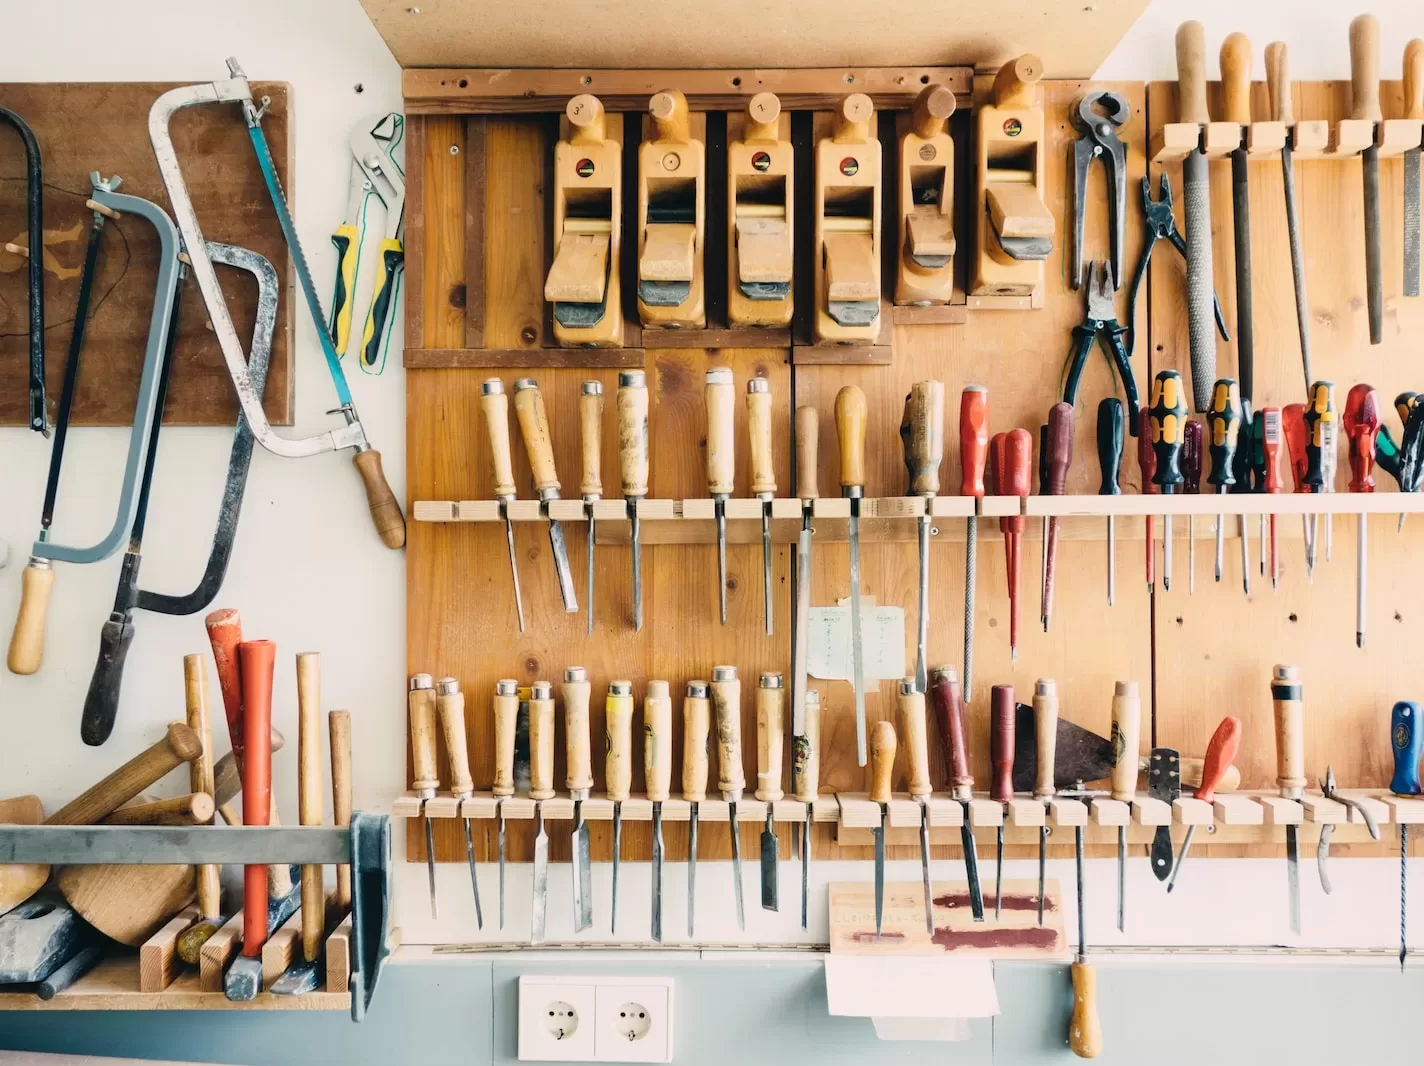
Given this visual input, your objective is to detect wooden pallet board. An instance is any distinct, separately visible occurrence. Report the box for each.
[0,80,292,426]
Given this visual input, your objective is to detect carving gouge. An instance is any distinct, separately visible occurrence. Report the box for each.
[492,678,518,929]
[837,386,869,764]
[479,379,525,632]
[1166,716,1241,893]
[645,680,673,941]
[792,406,819,735]
[748,379,776,636]
[619,371,650,631]
[562,667,594,931]
[513,378,578,613]
[606,679,634,935]
[705,369,735,625]
[408,674,440,919]
[870,720,897,938]
[1390,701,1423,970]
[683,680,711,938]
[1108,681,1139,930]
[898,678,934,931]
[931,667,983,921]
[711,666,746,929]
[1032,679,1058,925]
[900,381,944,691]
[579,382,603,634]
[991,684,1015,918]
[793,689,820,930]
[528,681,554,942]
[756,672,784,911]
[1351,15,1385,345]
[436,678,483,930]
[1272,664,1305,933]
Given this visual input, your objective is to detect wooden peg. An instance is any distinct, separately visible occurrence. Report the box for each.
[104,793,215,826]
[638,89,706,328]
[1350,14,1382,124]
[745,91,782,141]
[436,678,475,798]
[833,93,875,142]
[869,720,897,804]
[492,679,518,799]
[567,93,606,145]
[529,681,555,801]
[1109,681,1141,803]
[795,406,820,499]
[729,92,794,326]
[901,380,944,496]
[579,381,604,500]
[835,385,868,493]
[705,368,737,496]
[650,90,691,143]
[408,674,438,799]
[897,679,932,801]
[479,379,517,500]
[683,681,711,803]
[329,710,353,909]
[512,378,560,496]
[755,673,785,803]
[645,680,673,804]
[606,680,634,803]
[710,666,745,799]
[563,667,594,797]
[897,85,957,306]
[814,94,881,342]
[792,690,821,803]
[912,84,956,140]
[1176,22,1210,126]
[747,378,776,498]
[990,54,1043,110]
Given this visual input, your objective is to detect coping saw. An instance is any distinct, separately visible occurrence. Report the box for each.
[147,60,406,549]
[81,244,278,747]
[0,107,46,435]
[330,112,405,373]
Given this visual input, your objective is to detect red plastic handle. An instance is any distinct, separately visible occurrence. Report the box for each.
[238,639,276,958]
[960,386,989,498]
[1196,716,1243,804]
[204,608,245,768]
[1261,407,1284,494]
[1344,384,1380,493]
[1282,403,1310,492]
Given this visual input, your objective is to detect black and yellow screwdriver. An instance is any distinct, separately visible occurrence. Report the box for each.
[1149,371,1188,591]
[1303,381,1336,580]
[1206,379,1247,594]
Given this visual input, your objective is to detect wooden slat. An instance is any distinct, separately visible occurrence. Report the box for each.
[138,906,198,994]
[325,914,353,994]
[405,347,645,369]
[261,908,304,990]
[463,116,487,349]
[421,115,467,348]
[403,115,426,351]
[198,911,243,994]
[484,116,549,350]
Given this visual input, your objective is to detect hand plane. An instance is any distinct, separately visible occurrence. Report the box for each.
[896,84,957,306]
[638,90,705,329]
[728,92,794,327]
[814,93,882,344]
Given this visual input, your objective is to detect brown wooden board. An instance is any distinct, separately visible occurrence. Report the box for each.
[0,81,292,426]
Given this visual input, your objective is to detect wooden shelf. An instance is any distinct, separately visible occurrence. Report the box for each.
[1150,117,1423,163]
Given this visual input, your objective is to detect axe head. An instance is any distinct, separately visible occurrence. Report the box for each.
[1011,704,1114,792]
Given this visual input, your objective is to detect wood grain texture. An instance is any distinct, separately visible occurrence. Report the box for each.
[0,81,291,426]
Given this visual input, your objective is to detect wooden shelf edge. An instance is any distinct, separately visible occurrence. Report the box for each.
[406,347,647,369]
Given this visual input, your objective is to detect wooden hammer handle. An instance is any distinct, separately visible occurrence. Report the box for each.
[50,722,203,825]
[329,709,353,910]
[184,653,220,919]
[103,792,215,826]
[296,651,324,963]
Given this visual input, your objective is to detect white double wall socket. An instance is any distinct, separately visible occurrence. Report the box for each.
[517,975,674,1063]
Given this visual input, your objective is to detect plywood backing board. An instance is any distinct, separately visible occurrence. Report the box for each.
[1147,78,1424,861]
[0,81,293,426]
[361,0,1149,80]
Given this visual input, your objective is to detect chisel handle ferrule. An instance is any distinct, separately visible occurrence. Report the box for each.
[529,681,556,800]
[755,672,785,801]
[711,665,744,800]
[606,680,635,803]
[1271,664,1305,798]
[579,381,604,499]
[645,680,673,803]
[436,677,475,798]
[563,666,594,798]
[492,679,518,798]
[408,673,439,798]
[513,378,561,497]
[1033,678,1059,800]
[793,689,821,803]
[1109,681,1141,803]
[683,680,711,802]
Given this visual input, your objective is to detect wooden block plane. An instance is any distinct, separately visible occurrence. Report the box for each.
[814,93,882,344]
[896,84,957,306]
[973,55,1053,302]
[546,93,624,347]
[728,92,794,327]
[637,90,706,329]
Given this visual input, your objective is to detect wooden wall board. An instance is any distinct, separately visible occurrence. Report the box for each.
[0,81,292,426]
[1146,79,1424,861]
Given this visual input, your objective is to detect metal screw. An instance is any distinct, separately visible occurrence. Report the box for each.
[450,144,460,155]
[408,6,421,13]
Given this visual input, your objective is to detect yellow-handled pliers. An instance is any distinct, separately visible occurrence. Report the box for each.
[330,112,405,372]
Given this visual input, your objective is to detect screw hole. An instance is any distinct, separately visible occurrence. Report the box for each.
[449,144,460,155]
[920,74,930,84]
[732,76,742,87]
[354,83,365,94]
[458,78,469,89]
[1288,613,1299,623]
[844,73,855,84]
[581,75,592,86]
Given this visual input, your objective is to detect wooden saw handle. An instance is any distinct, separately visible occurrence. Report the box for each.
[1350,14,1382,123]
[579,381,604,498]
[1109,681,1141,803]
[1266,41,1294,127]
[480,378,518,499]
[353,449,406,549]
[605,681,634,803]
[1219,32,1254,126]
[645,680,673,803]
[869,720,896,804]
[329,709,353,909]
[103,792,214,826]
[7,559,53,675]
[617,371,650,499]
[529,683,555,801]
[755,673,784,802]
[50,721,203,825]
[795,406,820,499]
[705,368,736,495]
[184,653,220,919]
[747,379,776,497]
[1175,22,1210,126]
[682,681,711,802]
[710,666,745,799]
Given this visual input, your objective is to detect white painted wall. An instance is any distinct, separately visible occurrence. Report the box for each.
[0,0,1420,955]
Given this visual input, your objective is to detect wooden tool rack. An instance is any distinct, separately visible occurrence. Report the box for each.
[404,64,1424,886]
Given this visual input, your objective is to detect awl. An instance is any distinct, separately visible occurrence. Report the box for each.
[711,665,746,929]
[869,719,897,938]
[479,379,525,631]
[931,667,983,921]
[756,672,784,912]
[561,666,594,932]
[1390,700,1423,970]
[512,378,579,613]
[837,385,869,765]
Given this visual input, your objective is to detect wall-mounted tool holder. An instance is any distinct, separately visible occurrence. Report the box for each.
[812,94,883,346]
[727,93,794,327]
[895,85,957,307]
[972,55,1054,307]
[637,91,706,330]
[547,94,625,348]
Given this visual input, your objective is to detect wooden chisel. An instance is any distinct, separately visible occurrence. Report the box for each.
[579,382,603,635]
[1272,664,1305,933]
[492,678,518,929]
[1405,39,1423,298]
[1176,21,1218,411]
[756,672,784,912]
[793,689,820,930]
[437,678,482,929]
[513,378,579,613]
[479,379,525,632]
[931,667,983,922]
[1352,15,1384,345]
[869,720,896,938]
[646,680,673,940]
[899,678,934,931]
[705,369,736,625]
[606,679,634,935]
[684,680,711,938]
[791,406,818,736]
[901,381,944,691]
[1108,681,1140,932]
[408,674,440,918]
[529,680,555,943]
[1032,679,1057,926]
[562,667,594,931]
[837,385,869,765]
[1221,32,1255,401]
[748,379,776,636]
[711,665,746,929]
[618,371,650,631]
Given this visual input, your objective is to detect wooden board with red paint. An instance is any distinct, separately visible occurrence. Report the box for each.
[827,880,1066,957]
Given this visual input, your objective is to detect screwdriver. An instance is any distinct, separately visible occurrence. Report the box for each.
[408,673,440,918]
[606,679,634,935]
[711,665,746,929]
[528,680,554,943]
[991,428,1033,662]
[1041,402,1074,632]
[704,368,736,625]
[960,387,989,701]
[792,406,819,735]
[562,666,594,931]
[792,689,820,930]
[478,379,525,631]
[512,378,579,614]
[1303,381,1337,580]
[1097,398,1124,606]
[1109,681,1140,931]
[1231,395,1256,587]
[645,679,672,941]
[1389,700,1422,970]
[1165,715,1242,893]
[1261,408,1285,590]
[756,672,784,912]
[1343,385,1380,647]
[1250,410,1268,576]
[748,379,776,636]
[491,677,518,929]
[902,381,945,692]
[1283,402,1314,578]
[902,381,946,693]
[435,678,483,929]
[1206,379,1246,593]
[1182,417,1203,594]
[1272,664,1305,933]
[1032,678,1058,927]
[990,683,1015,918]
[1068,802,1101,1061]
[1137,408,1158,592]
[931,666,984,921]
[579,381,603,633]
[1149,370,1187,591]
[683,679,710,938]
[837,385,869,764]
[618,371,650,631]
[899,677,935,931]
[869,719,897,938]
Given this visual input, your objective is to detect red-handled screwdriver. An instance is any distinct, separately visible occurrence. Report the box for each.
[1166,715,1242,893]
[1283,402,1314,579]
[990,683,1015,918]
[1138,409,1158,592]
[1261,407,1285,590]
[993,429,1033,662]
[960,387,990,703]
[1344,384,1379,647]
[1042,402,1074,632]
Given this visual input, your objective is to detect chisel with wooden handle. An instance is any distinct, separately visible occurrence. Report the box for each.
[513,378,578,613]
[748,379,776,636]
[1352,14,1384,345]
[756,672,784,912]
[869,719,896,938]
[480,379,525,631]
[712,665,746,929]
[991,684,1015,918]
[580,381,603,634]
[1033,679,1058,926]
[563,666,594,931]
[1177,20,1217,411]
[619,371,650,631]
[705,369,736,625]
[1273,664,1305,933]
[901,381,944,691]
[606,679,634,935]
[931,666,983,921]
[493,678,517,929]
[529,680,554,942]
[409,673,440,919]
[899,678,934,931]
[1109,681,1139,932]
[792,406,819,735]
[837,385,869,764]
[438,677,482,929]
[684,679,711,937]
[646,679,673,940]
[793,689,820,930]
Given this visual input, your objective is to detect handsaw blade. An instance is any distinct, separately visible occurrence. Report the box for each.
[1012,705,1115,791]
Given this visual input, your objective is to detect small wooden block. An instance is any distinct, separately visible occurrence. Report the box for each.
[199,911,244,993]
[506,500,544,522]
[1172,797,1214,826]
[771,498,804,520]
[454,500,501,521]
[638,498,677,519]
[499,797,537,820]
[548,500,586,522]
[1299,794,1347,824]
[1201,121,1243,157]
[262,908,304,989]
[1006,798,1045,827]
[1377,118,1424,157]
[887,798,923,828]
[1290,120,1331,158]
[812,797,841,822]
[681,498,716,520]
[590,499,627,521]
[425,797,460,818]
[837,793,882,830]
[772,799,805,822]
[1130,797,1172,826]
[823,232,877,301]
[657,799,692,821]
[1245,121,1288,155]
[906,206,955,257]
[582,798,616,820]
[391,795,422,818]
[139,906,199,993]
[540,798,576,820]
[1382,797,1424,824]
[459,794,500,819]
[619,798,655,821]
[725,498,765,520]
[925,797,963,827]
[1089,799,1131,827]
[966,798,1003,827]
[979,496,1022,518]
[1340,793,1391,827]
[693,800,731,822]
[1259,796,1304,826]
[812,498,852,519]
[546,232,610,302]
[640,223,696,282]
[325,914,352,994]
[413,501,457,522]
[986,182,1053,239]
[1150,122,1199,162]
[864,497,924,519]
[736,217,792,283]
[1327,119,1375,157]
[1047,799,1088,827]
[931,497,975,518]
[1212,794,1264,825]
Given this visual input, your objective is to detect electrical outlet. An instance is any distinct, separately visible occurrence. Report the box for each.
[593,979,674,1063]
[517,976,597,1062]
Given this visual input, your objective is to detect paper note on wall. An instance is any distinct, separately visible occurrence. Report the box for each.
[807,598,905,681]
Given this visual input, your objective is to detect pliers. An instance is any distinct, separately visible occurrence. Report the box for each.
[1316,765,1380,894]
[1127,174,1229,360]
[1063,260,1140,436]
[1070,91,1130,290]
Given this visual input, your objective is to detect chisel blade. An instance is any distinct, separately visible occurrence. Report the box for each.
[1037,825,1048,926]
[531,807,548,943]
[959,817,984,922]
[547,518,579,613]
[611,802,623,936]
[631,508,643,632]
[1287,823,1301,934]
[761,507,773,636]
[1364,145,1383,345]
[571,801,592,932]
[651,804,664,942]
[498,808,507,929]
[874,809,887,937]
[801,803,812,930]
[463,818,484,931]
[503,515,525,632]
[995,825,1004,919]
[716,504,728,625]
[1406,147,1421,298]
[761,809,779,912]
[915,515,930,693]
[849,511,867,766]
[1116,825,1126,932]
[585,511,596,634]
[687,804,699,939]
[918,805,933,933]
[423,815,438,919]
[730,802,745,930]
